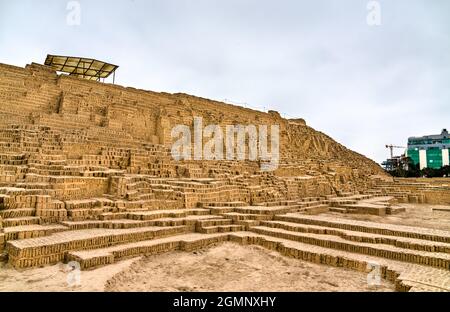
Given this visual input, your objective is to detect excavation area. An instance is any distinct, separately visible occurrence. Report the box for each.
[0,242,394,292]
[1,202,449,292]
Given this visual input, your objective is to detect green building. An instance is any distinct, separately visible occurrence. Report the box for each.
[406,129,450,169]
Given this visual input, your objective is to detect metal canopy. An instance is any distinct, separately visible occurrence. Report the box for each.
[44,54,118,82]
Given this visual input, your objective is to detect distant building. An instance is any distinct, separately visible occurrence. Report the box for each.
[381,155,408,171]
[406,129,450,169]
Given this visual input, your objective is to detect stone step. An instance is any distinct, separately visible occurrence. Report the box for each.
[201,201,247,208]
[361,196,395,204]
[14,182,53,190]
[337,204,387,216]
[98,212,128,220]
[222,212,273,221]
[337,192,357,197]
[299,197,323,202]
[255,200,299,207]
[299,200,328,207]
[64,198,108,210]
[432,208,450,213]
[60,219,156,230]
[197,224,245,234]
[235,220,261,230]
[6,225,189,268]
[67,208,105,220]
[259,221,450,253]
[387,207,406,214]
[0,233,4,252]
[127,208,210,221]
[66,233,230,270]
[0,208,35,219]
[2,216,40,227]
[228,232,450,292]
[303,204,330,215]
[3,224,68,240]
[366,189,384,195]
[208,207,235,214]
[329,199,358,206]
[233,205,299,215]
[275,214,450,244]
[250,226,450,270]
[147,215,220,228]
[329,207,351,213]
[195,218,232,227]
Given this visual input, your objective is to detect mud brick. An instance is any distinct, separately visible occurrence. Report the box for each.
[0,233,5,250]
[6,225,189,268]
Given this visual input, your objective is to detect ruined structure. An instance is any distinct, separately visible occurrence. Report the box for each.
[0,62,449,292]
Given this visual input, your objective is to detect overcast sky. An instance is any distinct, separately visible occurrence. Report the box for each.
[0,0,449,163]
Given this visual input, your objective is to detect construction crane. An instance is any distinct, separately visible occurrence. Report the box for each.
[385,145,406,158]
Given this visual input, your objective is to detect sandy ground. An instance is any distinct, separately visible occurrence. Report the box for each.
[0,258,137,292]
[322,203,450,231]
[105,243,394,292]
[0,243,394,292]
